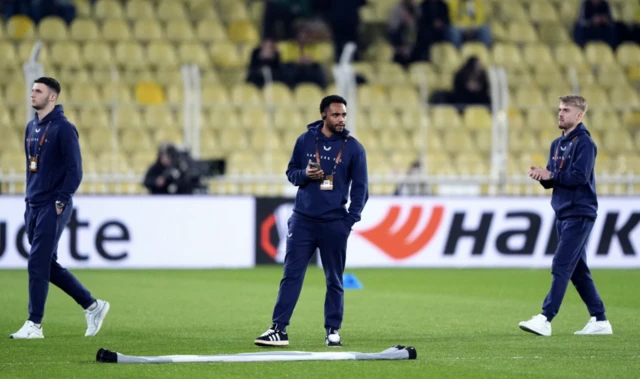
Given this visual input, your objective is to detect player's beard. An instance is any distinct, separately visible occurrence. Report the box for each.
[327,122,345,134]
[32,100,47,110]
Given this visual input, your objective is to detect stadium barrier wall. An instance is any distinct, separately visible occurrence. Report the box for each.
[255,197,640,269]
[0,196,256,269]
[1,196,638,269]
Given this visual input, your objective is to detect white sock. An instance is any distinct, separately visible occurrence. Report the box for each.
[87,301,98,311]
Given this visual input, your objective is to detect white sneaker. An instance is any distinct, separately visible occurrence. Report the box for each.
[9,321,44,339]
[84,299,110,337]
[574,317,613,335]
[519,314,552,336]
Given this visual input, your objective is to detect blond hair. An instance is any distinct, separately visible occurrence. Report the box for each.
[558,95,588,113]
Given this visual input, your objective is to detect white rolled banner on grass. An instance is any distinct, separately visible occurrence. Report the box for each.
[95,345,417,364]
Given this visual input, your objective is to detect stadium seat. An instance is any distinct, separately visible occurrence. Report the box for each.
[240,108,268,129]
[7,15,35,40]
[228,20,259,44]
[120,129,153,154]
[263,83,293,107]
[133,19,164,41]
[357,84,388,107]
[585,42,615,67]
[463,106,492,130]
[274,109,304,130]
[157,1,188,21]
[431,106,462,129]
[529,0,559,23]
[430,43,461,72]
[616,42,640,68]
[146,41,178,68]
[94,0,124,19]
[153,128,184,146]
[211,42,243,68]
[37,17,68,41]
[293,84,323,108]
[231,83,262,106]
[125,1,155,20]
[523,44,555,68]
[178,42,211,68]
[537,22,570,44]
[0,42,18,69]
[369,109,398,131]
[375,62,409,86]
[461,42,491,66]
[497,2,528,22]
[102,19,132,41]
[70,18,99,41]
[389,86,420,110]
[492,43,524,69]
[50,41,83,69]
[135,82,166,105]
[505,21,538,43]
[609,86,640,109]
[165,20,195,42]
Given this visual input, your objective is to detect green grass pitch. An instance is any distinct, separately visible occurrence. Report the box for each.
[1,267,639,378]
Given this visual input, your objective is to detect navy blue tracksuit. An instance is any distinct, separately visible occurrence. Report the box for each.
[539,123,606,322]
[24,105,95,324]
[272,121,369,332]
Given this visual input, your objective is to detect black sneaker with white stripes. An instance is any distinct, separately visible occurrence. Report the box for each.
[325,328,342,347]
[254,324,289,347]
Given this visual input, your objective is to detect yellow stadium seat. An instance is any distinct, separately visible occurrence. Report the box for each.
[200,128,221,154]
[153,128,184,146]
[557,0,580,26]
[250,129,283,151]
[506,22,537,43]
[368,109,398,131]
[492,43,524,69]
[116,108,143,129]
[70,18,99,41]
[523,44,555,68]
[408,62,438,87]
[103,83,134,105]
[443,129,475,154]
[616,42,640,68]
[374,62,408,86]
[533,65,567,90]
[609,86,640,109]
[355,130,381,151]
[400,108,428,132]
[120,129,153,154]
[585,109,620,132]
[228,20,259,44]
[102,19,132,41]
[133,19,163,41]
[165,20,195,42]
[509,130,540,153]
[231,83,262,106]
[529,0,559,23]
[7,15,35,40]
[580,86,609,108]
[538,22,570,44]
[143,106,176,129]
[432,106,462,129]
[498,2,528,22]
[135,82,166,105]
[512,86,545,109]
[0,42,18,69]
[461,42,491,66]
[430,43,461,72]
[211,42,242,69]
[379,129,411,151]
[115,42,146,69]
[178,42,211,68]
[505,67,535,90]
[294,84,323,107]
[389,86,420,109]
[240,108,268,129]
[68,83,101,105]
[0,108,14,128]
[157,1,188,21]
[464,106,492,130]
[202,86,230,108]
[219,2,250,22]
[364,42,394,63]
[196,20,227,42]
[507,108,525,129]
[79,108,110,129]
[357,84,388,107]
[50,41,83,69]
[274,109,304,130]
[622,110,640,131]
[603,131,635,153]
[147,41,178,68]
[94,0,124,19]
[553,43,586,68]
[585,42,615,67]
[37,17,68,41]
[526,109,556,131]
[125,1,155,20]
[597,64,629,89]
[88,128,115,154]
[263,82,293,106]
[219,129,248,153]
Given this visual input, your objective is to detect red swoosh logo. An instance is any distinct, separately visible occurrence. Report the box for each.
[357,205,444,260]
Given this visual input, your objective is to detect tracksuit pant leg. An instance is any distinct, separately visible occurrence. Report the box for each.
[26,202,95,324]
[318,219,349,331]
[272,214,317,328]
[542,217,606,322]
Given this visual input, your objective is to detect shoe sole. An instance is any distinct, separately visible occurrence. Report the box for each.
[9,334,44,339]
[326,343,343,347]
[519,324,551,337]
[86,302,110,337]
[574,331,613,335]
[254,340,289,347]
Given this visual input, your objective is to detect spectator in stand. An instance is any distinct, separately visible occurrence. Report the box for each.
[246,38,285,88]
[451,56,490,109]
[412,0,457,61]
[447,0,492,48]
[278,25,327,89]
[574,0,618,49]
[262,0,313,40]
[387,0,419,67]
[328,0,366,62]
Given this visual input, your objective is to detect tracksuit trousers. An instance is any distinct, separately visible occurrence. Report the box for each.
[25,201,95,324]
[542,217,606,322]
[272,213,350,331]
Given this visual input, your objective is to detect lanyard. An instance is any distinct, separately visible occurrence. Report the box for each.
[27,121,52,159]
[553,136,578,170]
[315,135,349,177]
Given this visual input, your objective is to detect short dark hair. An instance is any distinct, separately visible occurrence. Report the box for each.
[319,95,347,114]
[34,77,61,95]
